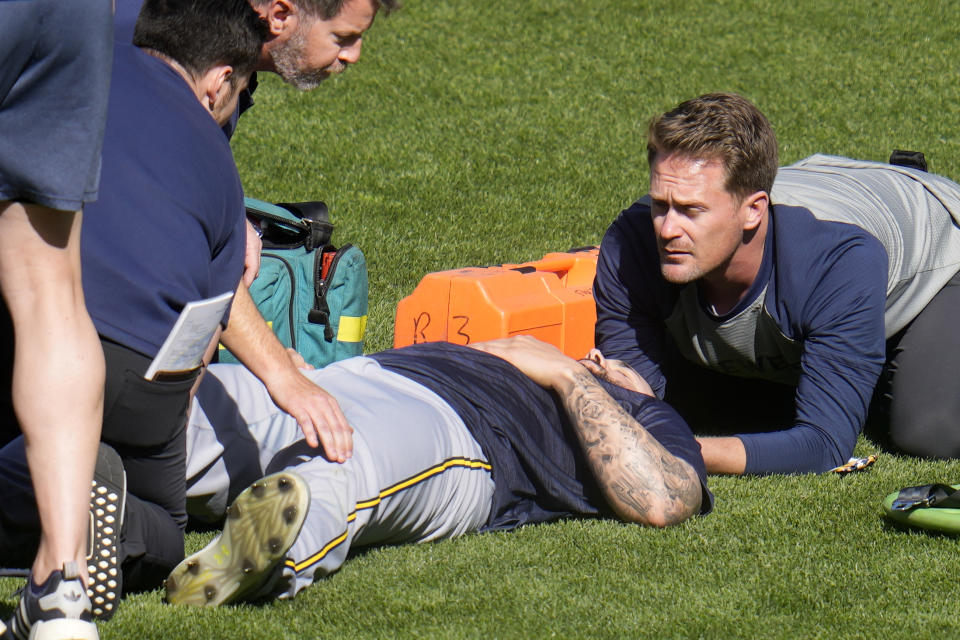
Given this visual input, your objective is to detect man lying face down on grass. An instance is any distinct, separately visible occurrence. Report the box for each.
[164,337,712,606]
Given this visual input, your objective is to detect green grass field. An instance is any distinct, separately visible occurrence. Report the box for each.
[6,1,960,637]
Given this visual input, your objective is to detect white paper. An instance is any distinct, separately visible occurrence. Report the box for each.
[144,291,234,380]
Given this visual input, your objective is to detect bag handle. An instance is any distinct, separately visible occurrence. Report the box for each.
[244,197,333,251]
[276,201,333,250]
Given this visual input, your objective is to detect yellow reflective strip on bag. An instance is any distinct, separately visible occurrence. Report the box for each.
[337,315,367,343]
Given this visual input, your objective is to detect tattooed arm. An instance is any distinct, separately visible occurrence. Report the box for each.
[471,336,702,527]
[552,366,701,526]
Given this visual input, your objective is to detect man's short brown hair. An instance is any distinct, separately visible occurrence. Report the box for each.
[252,0,400,20]
[646,93,778,200]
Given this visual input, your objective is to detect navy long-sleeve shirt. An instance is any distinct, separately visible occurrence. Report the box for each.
[595,155,960,474]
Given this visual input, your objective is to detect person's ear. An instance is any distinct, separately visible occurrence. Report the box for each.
[586,348,606,368]
[198,65,234,116]
[262,0,297,38]
[740,190,768,231]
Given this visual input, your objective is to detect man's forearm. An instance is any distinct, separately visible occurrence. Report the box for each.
[220,284,353,461]
[555,368,701,527]
[696,436,746,475]
[220,285,294,384]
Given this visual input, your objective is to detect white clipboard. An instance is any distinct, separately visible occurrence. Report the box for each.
[144,291,234,380]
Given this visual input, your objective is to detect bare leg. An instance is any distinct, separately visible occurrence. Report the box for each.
[0,201,105,585]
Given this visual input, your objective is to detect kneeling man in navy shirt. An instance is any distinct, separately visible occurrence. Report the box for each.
[595,92,960,475]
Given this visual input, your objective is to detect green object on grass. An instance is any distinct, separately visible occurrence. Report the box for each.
[883,484,960,535]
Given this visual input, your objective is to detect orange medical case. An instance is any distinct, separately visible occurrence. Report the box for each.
[393,247,599,359]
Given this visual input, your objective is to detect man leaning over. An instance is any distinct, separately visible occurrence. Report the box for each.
[111,0,399,462]
[594,92,960,475]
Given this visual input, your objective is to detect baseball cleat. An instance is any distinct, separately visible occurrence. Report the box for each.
[164,471,309,607]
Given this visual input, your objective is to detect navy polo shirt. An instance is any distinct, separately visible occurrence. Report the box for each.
[82,44,245,357]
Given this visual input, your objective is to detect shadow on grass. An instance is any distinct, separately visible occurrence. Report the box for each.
[879,515,960,539]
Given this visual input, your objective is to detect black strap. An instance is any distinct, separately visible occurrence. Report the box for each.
[246,201,333,251]
[276,201,333,251]
[276,201,329,223]
[890,483,960,511]
[889,150,928,172]
[307,298,333,341]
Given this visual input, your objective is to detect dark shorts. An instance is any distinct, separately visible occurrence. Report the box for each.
[868,269,960,458]
[0,0,113,211]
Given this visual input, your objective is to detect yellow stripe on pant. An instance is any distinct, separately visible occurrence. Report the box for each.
[286,457,491,573]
